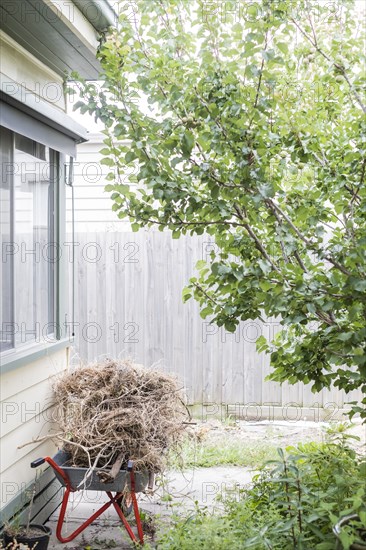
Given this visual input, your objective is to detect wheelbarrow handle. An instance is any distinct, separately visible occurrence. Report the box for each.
[31,458,46,468]
[31,457,70,489]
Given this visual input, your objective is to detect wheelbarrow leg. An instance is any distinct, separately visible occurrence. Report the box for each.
[34,456,145,545]
[109,491,139,543]
[128,461,144,545]
[56,487,135,543]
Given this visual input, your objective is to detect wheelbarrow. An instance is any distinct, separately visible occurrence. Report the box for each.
[31,450,151,545]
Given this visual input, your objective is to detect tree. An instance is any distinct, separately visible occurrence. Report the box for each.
[74,0,366,417]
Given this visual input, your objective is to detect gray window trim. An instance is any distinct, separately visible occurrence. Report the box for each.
[0,338,72,374]
[0,81,88,146]
[0,101,78,157]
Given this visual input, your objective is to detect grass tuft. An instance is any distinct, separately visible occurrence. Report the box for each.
[169,434,277,469]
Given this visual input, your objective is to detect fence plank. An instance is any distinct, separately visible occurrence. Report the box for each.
[69,232,361,413]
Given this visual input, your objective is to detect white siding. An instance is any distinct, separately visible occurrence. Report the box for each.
[0,348,69,510]
[67,134,132,233]
[0,31,65,112]
[45,0,99,53]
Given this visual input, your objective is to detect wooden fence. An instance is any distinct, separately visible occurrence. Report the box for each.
[68,231,361,419]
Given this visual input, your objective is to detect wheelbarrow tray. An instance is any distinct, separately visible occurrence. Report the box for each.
[53,449,149,492]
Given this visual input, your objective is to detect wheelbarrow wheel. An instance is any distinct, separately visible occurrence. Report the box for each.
[117,492,133,517]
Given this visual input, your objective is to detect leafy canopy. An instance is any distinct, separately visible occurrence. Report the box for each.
[73,0,366,417]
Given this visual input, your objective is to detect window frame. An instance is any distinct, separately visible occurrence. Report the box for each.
[0,118,71,372]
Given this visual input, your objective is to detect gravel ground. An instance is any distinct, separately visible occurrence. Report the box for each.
[193,417,365,450]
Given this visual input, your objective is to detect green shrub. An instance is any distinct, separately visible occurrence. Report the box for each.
[157,429,366,549]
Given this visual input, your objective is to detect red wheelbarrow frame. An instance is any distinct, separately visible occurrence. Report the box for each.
[31,457,144,545]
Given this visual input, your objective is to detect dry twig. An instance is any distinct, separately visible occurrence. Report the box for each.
[51,359,189,474]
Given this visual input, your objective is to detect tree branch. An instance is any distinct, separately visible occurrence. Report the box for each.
[268,203,290,263]
[267,199,351,276]
[291,18,366,114]
[192,282,220,307]
[124,207,245,229]
[266,200,311,245]
[349,157,366,209]
[97,451,124,483]
[293,250,308,272]
[234,204,281,272]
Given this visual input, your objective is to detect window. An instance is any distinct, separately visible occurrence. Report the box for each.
[0,126,58,352]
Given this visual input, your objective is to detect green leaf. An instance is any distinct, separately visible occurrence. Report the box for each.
[256,335,269,353]
[182,287,192,303]
[336,332,353,341]
[349,278,366,292]
[200,306,214,319]
[277,42,289,54]
[277,448,284,459]
[211,186,220,199]
[100,158,115,166]
[181,131,195,157]
[125,151,136,163]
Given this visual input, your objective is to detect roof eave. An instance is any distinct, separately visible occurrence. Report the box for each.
[72,0,117,33]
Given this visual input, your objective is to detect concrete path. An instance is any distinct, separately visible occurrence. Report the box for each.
[46,466,253,549]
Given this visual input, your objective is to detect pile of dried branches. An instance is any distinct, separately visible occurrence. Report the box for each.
[53,359,189,474]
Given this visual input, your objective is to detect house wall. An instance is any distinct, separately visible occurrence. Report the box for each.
[0,348,69,513]
[66,133,132,233]
[0,30,66,112]
[0,21,79,522]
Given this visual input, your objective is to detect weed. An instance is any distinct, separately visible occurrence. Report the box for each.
[169,434,277,470]
[158,428,366,549]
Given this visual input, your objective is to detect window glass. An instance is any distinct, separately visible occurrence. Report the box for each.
[0,127,14,351]
[0,127,56,351]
